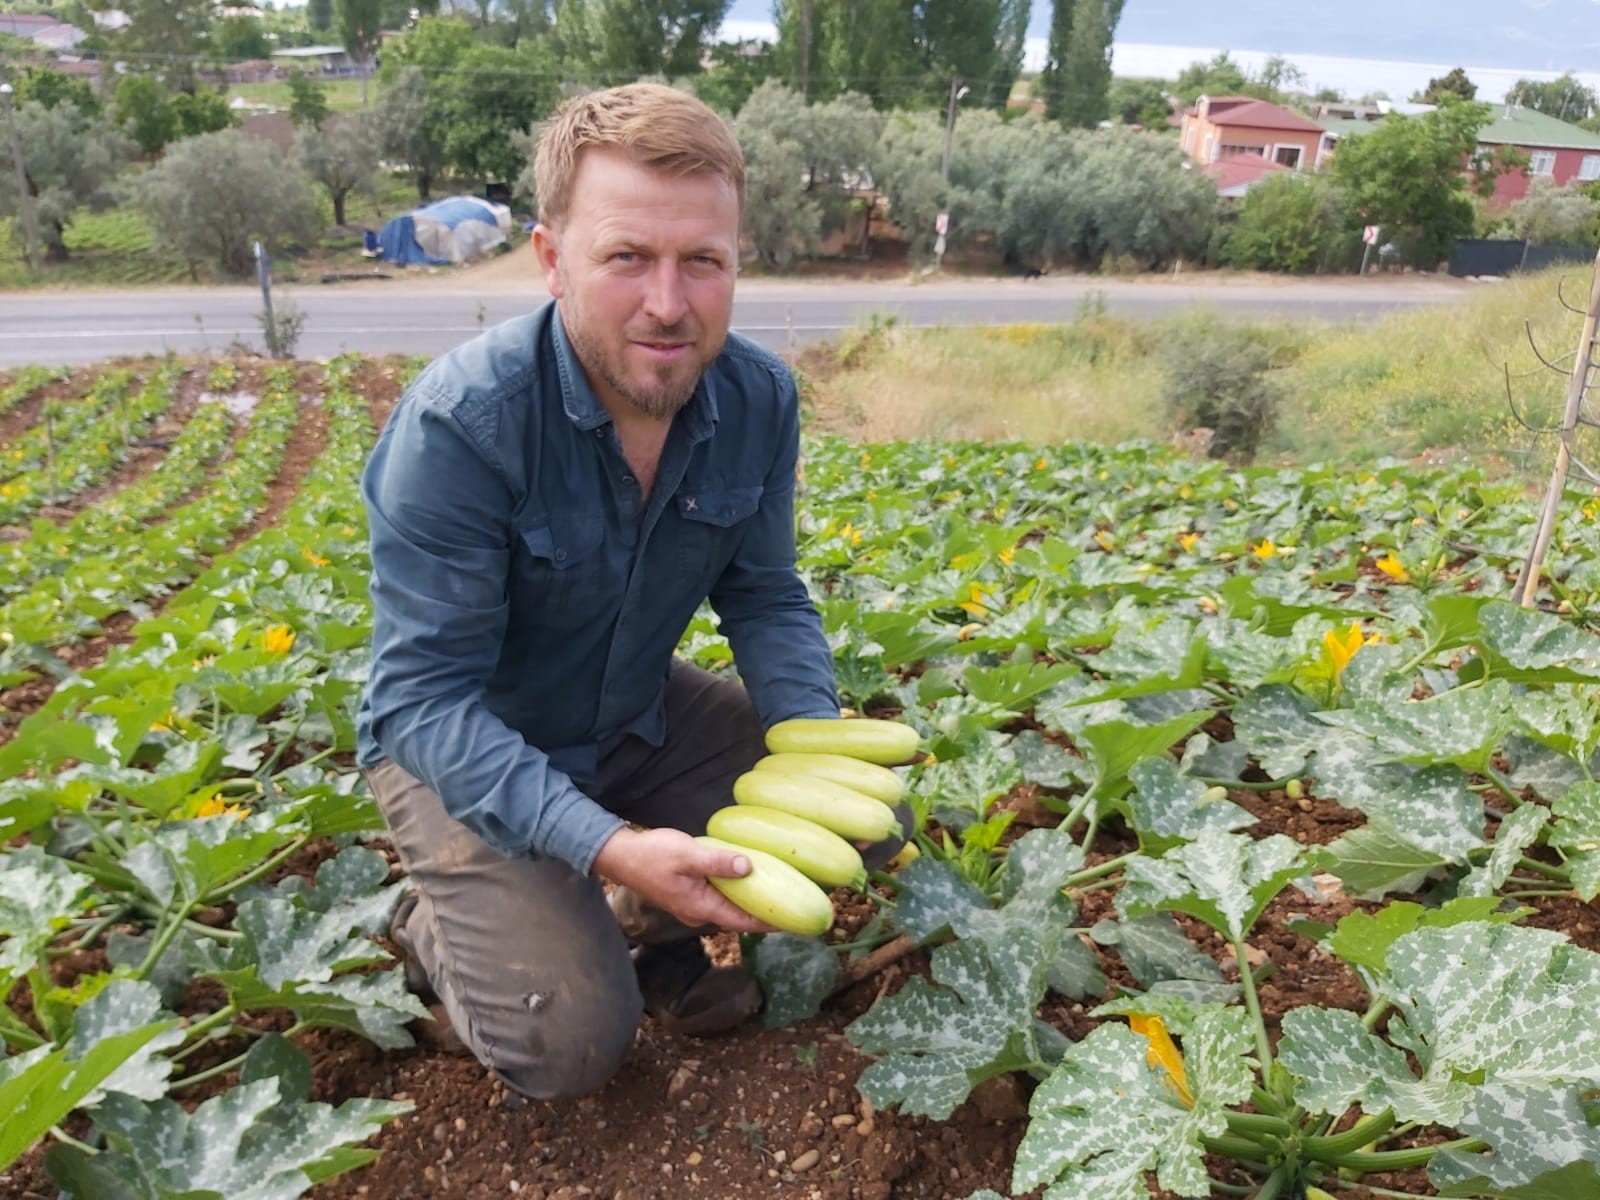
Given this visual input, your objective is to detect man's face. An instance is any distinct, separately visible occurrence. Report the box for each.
[534,148,740,422]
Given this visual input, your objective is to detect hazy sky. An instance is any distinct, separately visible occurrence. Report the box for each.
[720,0,1600,102]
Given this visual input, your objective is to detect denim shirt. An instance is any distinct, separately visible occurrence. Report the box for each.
[357,303,839,873]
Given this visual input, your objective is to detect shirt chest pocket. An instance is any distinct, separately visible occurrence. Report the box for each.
[672,485,762,584]
[515,510,608,621]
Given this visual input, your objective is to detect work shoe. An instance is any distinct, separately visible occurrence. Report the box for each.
[635,939,763,1037]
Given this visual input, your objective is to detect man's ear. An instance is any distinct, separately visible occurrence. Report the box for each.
[531,222,563,298]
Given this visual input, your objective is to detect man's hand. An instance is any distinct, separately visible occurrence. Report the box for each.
[591,826,776,934]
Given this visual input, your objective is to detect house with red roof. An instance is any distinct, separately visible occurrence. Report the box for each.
[1180,95,1330,194]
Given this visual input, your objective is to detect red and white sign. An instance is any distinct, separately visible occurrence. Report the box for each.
[935,211,949,236]
[1363,225,1381,245]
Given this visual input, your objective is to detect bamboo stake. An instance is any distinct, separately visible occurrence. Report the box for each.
[1514,249,1600,607]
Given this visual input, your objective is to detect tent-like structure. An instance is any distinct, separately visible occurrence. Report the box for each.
[374,196,512,266]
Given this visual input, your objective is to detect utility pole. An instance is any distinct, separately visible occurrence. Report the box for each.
[935,76,969,271]
[0,72,42,272]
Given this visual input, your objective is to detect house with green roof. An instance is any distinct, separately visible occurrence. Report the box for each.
[1317,103,1600,207]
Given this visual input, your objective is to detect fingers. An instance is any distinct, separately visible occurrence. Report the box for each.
[695,847,752,880]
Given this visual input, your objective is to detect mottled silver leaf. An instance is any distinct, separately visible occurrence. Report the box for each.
[1089,913,1224,990]
[1323,824,1447,899]
[0,847,95,979]
[1013,1007,1253,1200]
[1550,783,1600,901]
[1278,1005,1457,1124]
[1462,803,1548,898]
[1429,1085,1600,1194]
[1126,757,1255,848]
[1232,685,1328,779]
[1317,680,1513,772]
[1117,829,1310,942]
[751,934,838,1029]
[1478,602,1600,678]
[70,979,185,1103]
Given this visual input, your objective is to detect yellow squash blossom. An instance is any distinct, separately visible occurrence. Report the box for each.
[998,546,1016,565]
[1178,532,1201,554]
[261,625,296,655]
[1252,539,1277,560]
[959,584,996,617]
[1128,1014,1193,1107]
[1034,457,1049,472]
[1375,553,1409,583]
[1094,530,1116,552]
[838,523,863,547]
[196,794,246,820]
[1324,621,1379,677]
[302,548,331,568]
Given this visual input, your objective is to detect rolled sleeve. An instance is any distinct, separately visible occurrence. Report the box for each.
[362,387,623,872]
[708,374,839,729]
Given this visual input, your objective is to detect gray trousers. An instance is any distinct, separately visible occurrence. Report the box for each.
[365,661,769,1100]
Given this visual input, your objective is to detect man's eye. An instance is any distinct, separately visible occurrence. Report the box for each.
[611,252,639,263]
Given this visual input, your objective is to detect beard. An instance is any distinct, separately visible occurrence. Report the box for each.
[559,284,720,421]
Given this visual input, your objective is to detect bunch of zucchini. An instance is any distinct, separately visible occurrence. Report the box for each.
[697,717,919,936]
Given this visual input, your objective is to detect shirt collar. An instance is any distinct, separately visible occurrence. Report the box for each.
[550,303,720,442]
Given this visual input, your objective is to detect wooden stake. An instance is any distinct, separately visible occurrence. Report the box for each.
[1515,249,1600,607]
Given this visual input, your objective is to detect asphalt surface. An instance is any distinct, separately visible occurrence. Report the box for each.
[0,274,1478,368]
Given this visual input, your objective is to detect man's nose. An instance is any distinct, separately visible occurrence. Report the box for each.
[642,260,688,326]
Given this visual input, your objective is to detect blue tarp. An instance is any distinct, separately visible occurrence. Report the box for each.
[375,196,512,266]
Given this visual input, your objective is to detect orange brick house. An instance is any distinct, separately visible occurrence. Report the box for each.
[1179,95,1328,172]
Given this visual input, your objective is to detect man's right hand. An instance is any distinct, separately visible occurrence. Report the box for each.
[591,826,776,934]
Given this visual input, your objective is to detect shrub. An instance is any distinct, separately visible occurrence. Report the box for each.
[129,129,322,277]
[1157,314,1288,461]
[1223,172,1361,273]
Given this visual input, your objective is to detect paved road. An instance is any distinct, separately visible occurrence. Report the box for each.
[0,274,1476,368]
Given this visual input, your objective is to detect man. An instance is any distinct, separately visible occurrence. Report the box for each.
[358,84,886,1102]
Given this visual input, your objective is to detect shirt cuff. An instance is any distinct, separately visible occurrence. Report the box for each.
[537,786,629,876]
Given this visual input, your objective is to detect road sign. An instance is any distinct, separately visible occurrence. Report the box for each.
[1363,225,1381,245]
[935,211,949,236]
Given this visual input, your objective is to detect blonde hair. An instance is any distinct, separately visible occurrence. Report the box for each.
[534,84,745,228]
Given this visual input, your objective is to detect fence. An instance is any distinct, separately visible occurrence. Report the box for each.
[1449,238,1597,277]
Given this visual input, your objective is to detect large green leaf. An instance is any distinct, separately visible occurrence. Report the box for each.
[1089,913,1226,991]
[121,814,295,909]
[749,934,838,1030]
[1117,829,1313,942]
[1310,740,1485,862]
[0,847,95,981]
[1322,824,1448,899]
[1317,680,1514,774]
[847,933,1054,1121]
[1232,685,1328,779]
[1322,898,1530,976]
[1077,711,1211,804]
[1124,758,1255,851]
[1461,803,1548,898]
[70,979,185,1103]
[1431,1086,1600,1198]
[1012,1007,1255,1200]
[1549,783,1600,901]
[46,1078,407,1200]
[0,1023,175,1170]
[1285,923,1600,1128]
[1476,602,1600,683]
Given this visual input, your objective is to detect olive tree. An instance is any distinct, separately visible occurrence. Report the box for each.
[296,112,384,227]
[0,100,132,262]
[734,81,883,270]
[129,128,322,277]
[1494,177,1600,245]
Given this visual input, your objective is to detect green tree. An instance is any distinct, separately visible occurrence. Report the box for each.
[1107,77,1171,127]
[117,0,212,66]
[1037,0,1072,119]
[986,0,1030,110]
[1056,0,1125,128]
[113,73,176,156]
[734,80,882,268]
[1174,52,1253,105]
[169,89,235,139]
[1329,97,1489,266]
[296,112,384,226]
[211,13,271,60]
[130,128,322,276]
[287,71,331,129]
[578,0,732,81]
[14,66,100,116]
[552,0,599,80]
[0,100,132,262]
[308,0,334,32]
[438,39,561,182]
[1509,72,1598,124]
[1417,66,1477,104]
[336,0,384,105]
[1222,172,1357,273]
[695,39,778,116]
[374,65,446,200]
